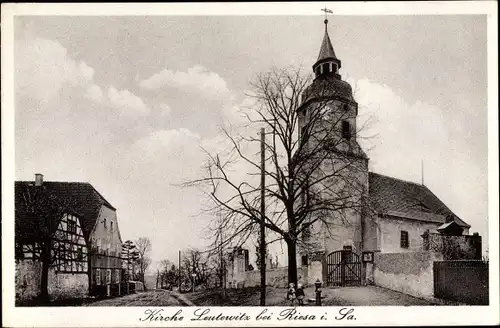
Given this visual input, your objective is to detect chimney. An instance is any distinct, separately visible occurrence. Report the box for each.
[34,173,44,186]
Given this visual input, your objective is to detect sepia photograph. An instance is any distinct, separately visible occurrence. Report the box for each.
[2,2,498,327]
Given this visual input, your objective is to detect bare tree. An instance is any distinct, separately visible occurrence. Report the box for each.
[182,248,211,290]
[15,184,82,301]
[135,237,152,288]
[158,259,178,289]
[204,215,228,289]
[186,66,373,285]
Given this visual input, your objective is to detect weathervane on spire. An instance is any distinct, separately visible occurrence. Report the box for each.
[321,7,333,25]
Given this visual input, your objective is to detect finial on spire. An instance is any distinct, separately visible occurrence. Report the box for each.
[321,7,333,21]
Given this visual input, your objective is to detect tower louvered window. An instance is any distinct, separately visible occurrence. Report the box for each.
[342,121,351,140]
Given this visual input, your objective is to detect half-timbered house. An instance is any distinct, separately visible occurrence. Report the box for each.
[15,174,124,301]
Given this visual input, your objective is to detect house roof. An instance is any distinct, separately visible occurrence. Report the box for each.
[436,220,464,232]
[368,172,470,228]
[15,181,116,241]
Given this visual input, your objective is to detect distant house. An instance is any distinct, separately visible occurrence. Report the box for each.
[15,174,123,301]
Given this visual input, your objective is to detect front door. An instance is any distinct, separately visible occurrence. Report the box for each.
[326,250,361,286]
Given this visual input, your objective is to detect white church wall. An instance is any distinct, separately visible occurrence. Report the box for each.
[379,216,440,253]
[371,251,443,299]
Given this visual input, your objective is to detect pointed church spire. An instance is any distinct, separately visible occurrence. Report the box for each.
[317,19,338,62]
[313,13,342,78]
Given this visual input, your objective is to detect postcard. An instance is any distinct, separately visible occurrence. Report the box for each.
[2,2,498,327]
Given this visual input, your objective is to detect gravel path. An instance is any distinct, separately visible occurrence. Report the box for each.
[85,290,183,306]
[82,285,440,307]
[322,285,436,306]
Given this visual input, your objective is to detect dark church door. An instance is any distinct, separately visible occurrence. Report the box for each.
[326,249,361,286]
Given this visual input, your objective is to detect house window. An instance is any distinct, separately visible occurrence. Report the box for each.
[96,268,101,285]
[401,230,409,249]
[110,221,114,232]
[115,269,121,283]
[103,218,107,229]
[67,220,76,234]
[106,269,112,284]
[342,121,351,140]
[77,247,83,260]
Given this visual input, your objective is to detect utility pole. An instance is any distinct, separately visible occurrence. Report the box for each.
[260,127,266,306]
[219,223,224,289]
[178,250,181,291]
[421,159,424,186]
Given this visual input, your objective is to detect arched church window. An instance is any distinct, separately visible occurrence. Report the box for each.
[342,121,351,140]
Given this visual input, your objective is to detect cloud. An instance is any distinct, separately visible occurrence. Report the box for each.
[84,84,103,102]
[125,128,203,182]
[15,37,94,103]
[350,77,487,241]
[108,86,150,116]
[15,35,151,121]
[351,77,450,177]
[139,65,231,99]
[159,103,171,116]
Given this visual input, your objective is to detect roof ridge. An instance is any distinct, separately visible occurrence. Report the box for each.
[15,180,115,209]
[369,171,423,187]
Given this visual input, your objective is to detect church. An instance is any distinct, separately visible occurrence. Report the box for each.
[295,17,473,286]
[227,17,478,290]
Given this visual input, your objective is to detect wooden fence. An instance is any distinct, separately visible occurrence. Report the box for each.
[433,260,488,305]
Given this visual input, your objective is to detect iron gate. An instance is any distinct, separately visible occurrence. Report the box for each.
[327,250,361,286]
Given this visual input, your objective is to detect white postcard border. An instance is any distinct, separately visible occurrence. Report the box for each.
[2,2,498,327]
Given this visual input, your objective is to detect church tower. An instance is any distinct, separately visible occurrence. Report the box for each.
[297,18,369,274]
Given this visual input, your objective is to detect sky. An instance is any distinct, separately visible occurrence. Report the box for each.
[12,13,489,269]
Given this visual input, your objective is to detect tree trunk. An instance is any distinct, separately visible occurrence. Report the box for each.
[286,239,298,286]
[39,238,51,301]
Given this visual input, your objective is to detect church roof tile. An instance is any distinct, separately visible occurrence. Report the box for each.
[368,172,470,228]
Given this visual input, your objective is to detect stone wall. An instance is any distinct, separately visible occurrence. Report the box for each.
[371,251,443,299]
[424,233,481,260]
[48,270,88,300]
[15,259,89,302]
[231,267,305,289]
[226,248,249,288]
[16,260,42,302]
